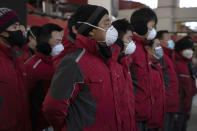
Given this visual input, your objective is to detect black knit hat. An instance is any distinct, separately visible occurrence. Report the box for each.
[130,7,157,36]
[70,4,108,36]
[175,36,194,52]
[0,8,20,34]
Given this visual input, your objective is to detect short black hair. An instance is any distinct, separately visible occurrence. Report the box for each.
[175,36,194,52]
[36,23,63,55]
[27,26,40,40]
[156,30,169,40]
[130,7,157,35]
[112,19,134,39]
[37,23,63,43]
[67,16,77,40]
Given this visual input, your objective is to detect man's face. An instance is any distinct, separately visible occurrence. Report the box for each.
[160,33,170,47]
[122,30,133,52]
[48,31,63,48]
[146,39,160,59]
[1,22,22,37]
[147,20,155,31]
[0,22,27,47]
[89,14,111,43]
[3,22,26,36]
[7,22,21,31]
[28,36,37,51]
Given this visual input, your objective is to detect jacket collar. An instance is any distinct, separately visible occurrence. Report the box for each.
[75,34,99,55]
[162,46,173,57]
[110,44,121,62]
[151,58,162,70]
[175,51,192,63]
[132,34,149,45]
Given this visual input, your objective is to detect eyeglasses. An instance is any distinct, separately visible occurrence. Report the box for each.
[26,27,36,40]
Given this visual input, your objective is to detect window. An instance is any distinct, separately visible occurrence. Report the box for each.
[185,22,197,31]
[179,0,197,8]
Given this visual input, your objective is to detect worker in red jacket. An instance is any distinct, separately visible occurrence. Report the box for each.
[129,7,158,131]
[0,8,32,131]
[173,36,197,131]
[156,30,180,131]
[43,4,138,131]
[145,39,166,131]
[156,30,175,58]
[25,23,63,131]
[112,19,138,131]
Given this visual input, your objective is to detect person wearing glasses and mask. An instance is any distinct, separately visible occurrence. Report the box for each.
[15,26,41,63]
[26,26,40,55]
[0,8,32,131]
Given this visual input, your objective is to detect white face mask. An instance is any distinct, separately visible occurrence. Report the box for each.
[167,40,175,49]
[77,21,118,46]
[124,40,136,55]
[147,28,157,40]
[51,43,64,56]
[182,49,193,59]
[153,46,163,60]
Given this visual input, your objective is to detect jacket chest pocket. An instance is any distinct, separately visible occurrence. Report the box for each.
[86,79,103,101]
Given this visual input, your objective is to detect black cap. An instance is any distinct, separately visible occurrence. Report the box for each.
[70,4,108,36]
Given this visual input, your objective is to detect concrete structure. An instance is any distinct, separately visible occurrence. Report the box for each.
[155,0,197,32]
[118,0,197,32]
[88,0,119,17]
[88,0,112,15]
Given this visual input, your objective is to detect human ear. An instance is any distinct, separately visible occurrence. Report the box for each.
[88,29,96,39]
[72,26,77,34]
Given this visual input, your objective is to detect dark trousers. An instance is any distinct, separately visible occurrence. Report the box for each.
[164,112,176,131]
[137,121,148,131]
[173,113,189,131]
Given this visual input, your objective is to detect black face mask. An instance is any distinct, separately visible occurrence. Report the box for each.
[5,30,28,48]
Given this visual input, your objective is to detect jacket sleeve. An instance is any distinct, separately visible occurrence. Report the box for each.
[42,56,84,131]
[42,93,70,131]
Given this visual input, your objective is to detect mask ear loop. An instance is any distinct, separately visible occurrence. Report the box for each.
[26,27,37,40]
[77,21,107,44]
[77,21,106,31]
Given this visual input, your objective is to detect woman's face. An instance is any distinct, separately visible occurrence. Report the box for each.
[144,20,156,38]
[122,30,133,52]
